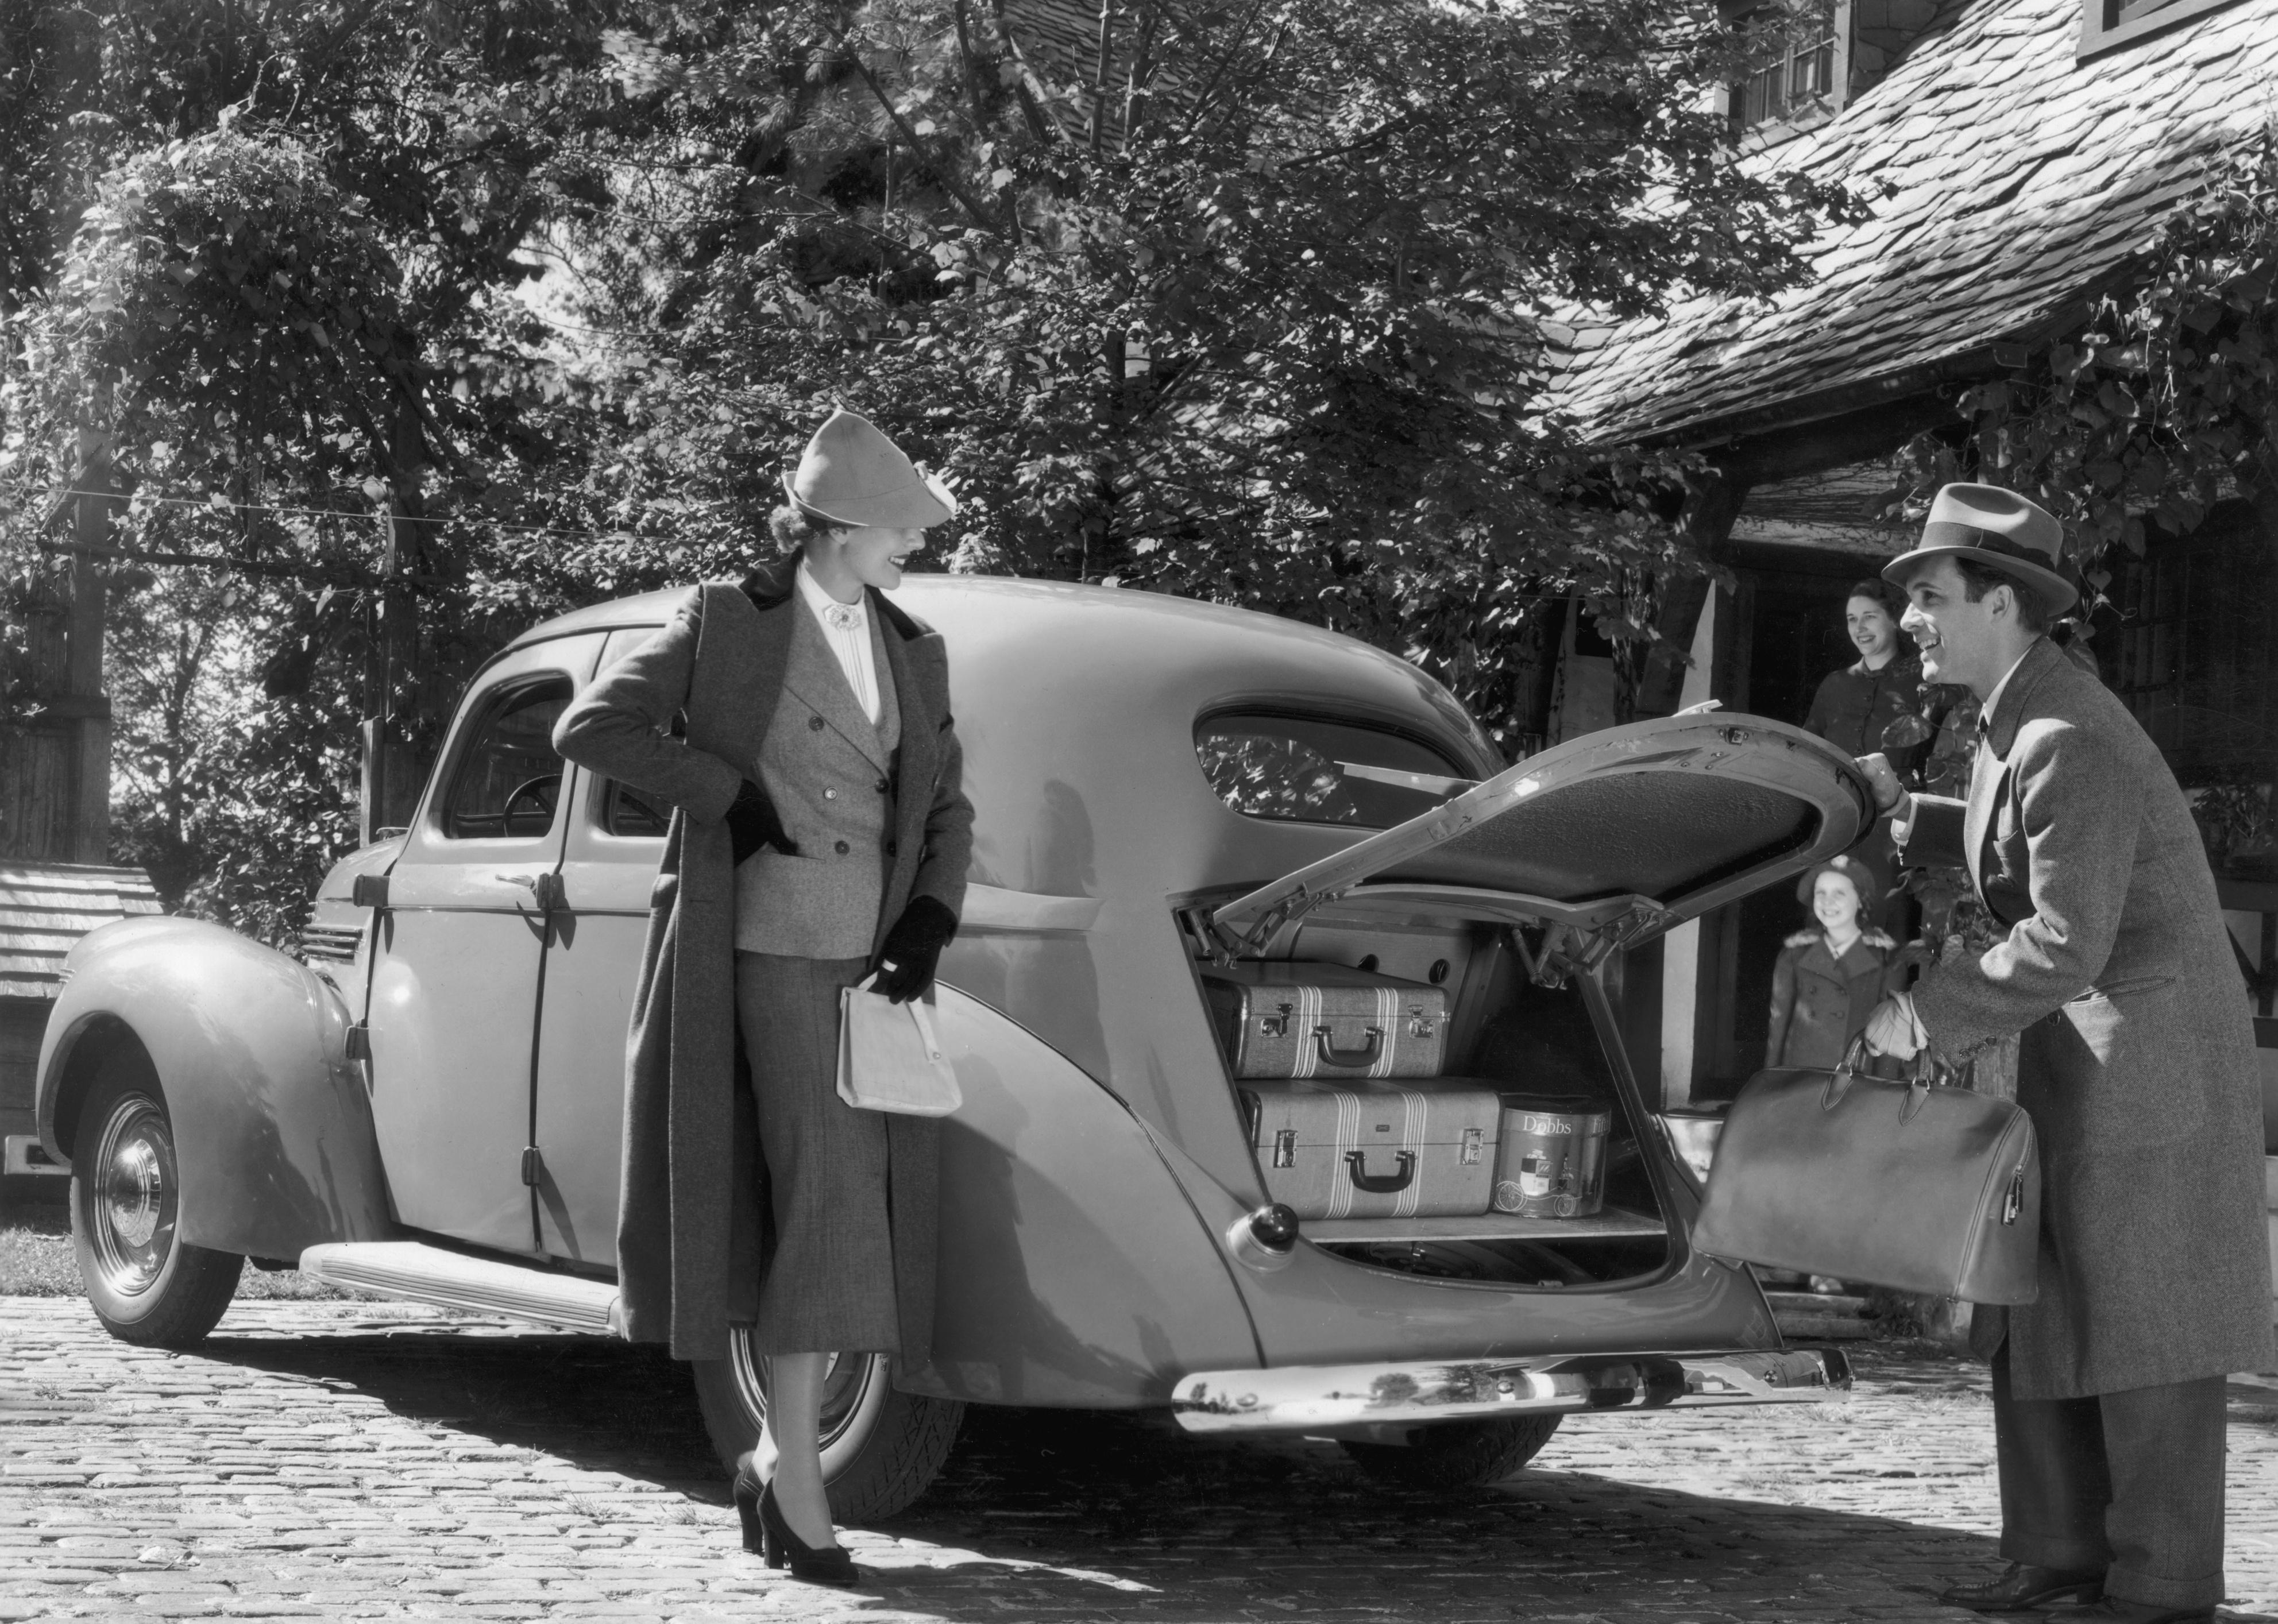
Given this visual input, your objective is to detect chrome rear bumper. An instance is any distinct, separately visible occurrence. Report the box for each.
[1169,1346,1850,1435]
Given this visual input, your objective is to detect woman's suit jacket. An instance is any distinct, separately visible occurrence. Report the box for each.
[551,560,974,1363]
[1905,636,2272,1399]
[1763,929,1908,1072]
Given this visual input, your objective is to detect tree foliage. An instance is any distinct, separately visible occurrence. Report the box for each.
[1,0,1858,933]
[561,0,1859,742]
[1898,125,2278,605]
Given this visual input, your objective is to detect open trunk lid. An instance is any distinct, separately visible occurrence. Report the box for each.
[1211,713,1873,957]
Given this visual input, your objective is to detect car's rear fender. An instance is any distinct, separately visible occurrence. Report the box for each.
[910,985,1262,1408]
[38,917,395,1262]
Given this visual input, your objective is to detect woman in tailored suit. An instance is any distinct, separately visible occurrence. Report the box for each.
[553,409,974,1586]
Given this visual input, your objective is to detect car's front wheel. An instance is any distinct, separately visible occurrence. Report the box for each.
[690,1332,963,1520]
[70,1055,243,1347]
[1341,1414,1563,1490]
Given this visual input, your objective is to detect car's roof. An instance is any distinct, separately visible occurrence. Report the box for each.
[509,574,1497,773]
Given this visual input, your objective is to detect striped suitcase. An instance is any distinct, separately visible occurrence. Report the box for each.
[1202,962,1448,1079]
[1241,1078,1500,1219]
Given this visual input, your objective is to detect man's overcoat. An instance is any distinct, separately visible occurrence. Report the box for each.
[1907,636,2273,1400]
[551,560,973,1364]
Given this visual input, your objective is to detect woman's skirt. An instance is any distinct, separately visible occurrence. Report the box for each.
[734,951,900,1355]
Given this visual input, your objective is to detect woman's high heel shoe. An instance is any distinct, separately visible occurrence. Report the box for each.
[731,1452,767,1556]
[756,1481,857,1587]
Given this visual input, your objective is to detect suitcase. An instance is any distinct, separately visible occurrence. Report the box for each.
[1241,1078,1500,1219]
[1202,962,1448,1078]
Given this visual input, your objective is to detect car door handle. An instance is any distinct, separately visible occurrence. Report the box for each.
[495,872,565,911]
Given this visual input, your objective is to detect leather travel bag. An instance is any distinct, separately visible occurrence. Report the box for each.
[1690,1040,2042,1304]
[1203,962,1447,1079]
[1242,1078,1499,1219]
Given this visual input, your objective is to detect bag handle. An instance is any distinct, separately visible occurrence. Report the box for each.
[1820,1034,1939,1122]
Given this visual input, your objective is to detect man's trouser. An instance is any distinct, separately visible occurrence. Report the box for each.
[1993,1347,2228,1610]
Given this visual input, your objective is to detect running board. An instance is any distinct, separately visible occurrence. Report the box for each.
[299,1241,620,1335]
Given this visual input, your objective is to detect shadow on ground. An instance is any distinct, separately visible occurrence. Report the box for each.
[194,1327,2277,1623]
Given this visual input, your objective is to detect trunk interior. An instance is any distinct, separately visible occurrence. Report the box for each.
[1177,890,1674,1292]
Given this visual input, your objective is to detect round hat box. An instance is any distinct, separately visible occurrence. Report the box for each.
[1492,1094,1612,1219]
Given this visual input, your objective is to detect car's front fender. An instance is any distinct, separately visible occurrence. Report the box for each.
[38,917,394,1261]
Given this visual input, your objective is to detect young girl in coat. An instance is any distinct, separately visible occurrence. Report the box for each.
[1764,853,1913,1073]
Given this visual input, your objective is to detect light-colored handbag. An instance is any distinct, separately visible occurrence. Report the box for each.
[836,977,962,1117]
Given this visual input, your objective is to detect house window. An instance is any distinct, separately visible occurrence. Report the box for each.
[2079,0,2248,58]
[1736,0,1840,132]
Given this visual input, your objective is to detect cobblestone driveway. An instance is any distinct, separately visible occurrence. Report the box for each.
[5,1297,2275,1622]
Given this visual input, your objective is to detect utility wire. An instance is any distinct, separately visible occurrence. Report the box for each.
[32,487,657,544]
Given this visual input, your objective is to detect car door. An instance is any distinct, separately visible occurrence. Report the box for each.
[365,635,603,1254]
[529,624,672,1265]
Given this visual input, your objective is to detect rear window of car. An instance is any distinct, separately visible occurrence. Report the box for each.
[1196,712,1474,828]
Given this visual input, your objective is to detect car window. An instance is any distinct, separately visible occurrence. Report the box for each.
[1196,712,1474,828]
[598,779,670,838]
[439,676,572,840]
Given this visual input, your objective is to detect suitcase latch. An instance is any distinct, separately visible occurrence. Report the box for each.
[1272,1128,1297,1169]
[1407,1014,1436,1039]
[1460,1126,1484,1165]
[1260,1004,1293,1038]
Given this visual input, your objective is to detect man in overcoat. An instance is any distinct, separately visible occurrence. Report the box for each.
[1856,484,2273,1624]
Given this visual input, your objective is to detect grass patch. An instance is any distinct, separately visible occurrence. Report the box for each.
[1,1201,349,1300]
[0,1208,78,1295]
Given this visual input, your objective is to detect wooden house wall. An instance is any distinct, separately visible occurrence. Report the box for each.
[0,726,83,863]
[0,1002,45,1149]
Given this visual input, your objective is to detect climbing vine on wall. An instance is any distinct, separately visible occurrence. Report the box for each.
[1897,122,2278,606]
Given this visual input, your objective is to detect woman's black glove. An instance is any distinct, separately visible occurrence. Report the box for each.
[871,895,958,1004]
[725,780,797,864]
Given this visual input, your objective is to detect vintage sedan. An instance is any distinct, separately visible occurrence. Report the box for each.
[38,577,1867,1517]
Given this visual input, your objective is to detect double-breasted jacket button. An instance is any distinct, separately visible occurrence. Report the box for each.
[875,776,890,794]
[885,838,898,856]
[834,839,851,855]
[809,715,825,731]
[824,788,837,801]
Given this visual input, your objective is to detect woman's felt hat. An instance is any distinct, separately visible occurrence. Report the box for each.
[1880,483,2078,615]
[782,408,958,529]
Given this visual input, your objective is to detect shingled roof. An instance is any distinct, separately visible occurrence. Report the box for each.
[1547,0,2278,449]
[0,864,161,1003]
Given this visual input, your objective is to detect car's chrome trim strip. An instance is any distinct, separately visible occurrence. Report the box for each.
[959,881,1101,933]
[300,1241,619,1335]
[1168,1347,1851,1434]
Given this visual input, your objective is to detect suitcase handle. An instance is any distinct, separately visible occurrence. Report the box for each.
[1343,1149,1416,1193]
[1312,1025,1384,1068]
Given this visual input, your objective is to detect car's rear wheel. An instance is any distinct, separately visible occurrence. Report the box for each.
[70,1055,242,1347]
[690,1331,963,1520]
[1341,1414,1562,1490]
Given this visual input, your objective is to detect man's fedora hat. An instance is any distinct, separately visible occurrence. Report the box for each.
[782,407,958,529]
[1881,483,2078,616]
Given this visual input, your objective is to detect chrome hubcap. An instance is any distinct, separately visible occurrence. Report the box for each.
[88,1096,176,1296]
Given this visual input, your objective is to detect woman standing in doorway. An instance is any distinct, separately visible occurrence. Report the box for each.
[1802,578,1925,768]
[554,408,974,1587]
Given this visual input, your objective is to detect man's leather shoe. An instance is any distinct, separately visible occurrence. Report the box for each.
[2057,1600,2214,1623]
[1937,1563,2105,1612]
